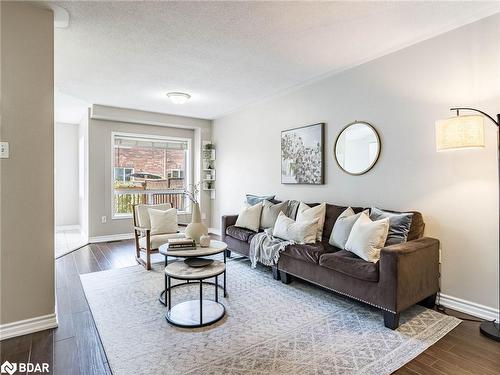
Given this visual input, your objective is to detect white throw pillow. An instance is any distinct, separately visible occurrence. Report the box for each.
[148,208,178,235]
[344,212,389,263]
[329,208,369,249]
[296,202,326,241]
[273,212,319,244]
[235,203,263,232]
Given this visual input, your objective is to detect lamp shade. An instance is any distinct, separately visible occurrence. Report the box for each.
[435,115,484,151]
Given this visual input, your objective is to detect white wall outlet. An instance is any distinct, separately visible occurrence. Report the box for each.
[201,212,206,220]
[0,142,9,158]
[101,216,107,224]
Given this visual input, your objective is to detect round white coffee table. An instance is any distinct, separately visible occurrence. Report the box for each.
[164,260,226,328]
[158,240,228,305]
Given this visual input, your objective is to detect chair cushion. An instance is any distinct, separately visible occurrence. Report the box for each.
[282,242,331,264]
[149,208,178,235]
[139,233,185,250]
[135,203,172,230]
[226,225,256,242]
[319,250,379,282]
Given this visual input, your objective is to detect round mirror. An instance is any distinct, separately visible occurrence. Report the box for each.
[334,121,381,175]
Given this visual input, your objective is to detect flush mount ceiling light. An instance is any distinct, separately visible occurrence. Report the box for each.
[166,92,191,104]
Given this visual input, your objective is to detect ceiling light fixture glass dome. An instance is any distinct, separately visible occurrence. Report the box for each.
[166,92,191,104]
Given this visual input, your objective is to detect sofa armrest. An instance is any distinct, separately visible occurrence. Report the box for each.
[379,237,440,313]
[221,215,238,241]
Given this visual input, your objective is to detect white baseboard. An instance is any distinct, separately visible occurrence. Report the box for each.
[56,224,81,232]
[0,313,58,341]
[89,233,134,243]
[438,293,499,321]
[209,227,221,236]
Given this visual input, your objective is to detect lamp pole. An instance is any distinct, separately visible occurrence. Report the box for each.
[450,107,500,342]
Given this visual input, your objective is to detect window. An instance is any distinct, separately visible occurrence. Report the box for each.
[112,133,190,218]
[114,167,134,182]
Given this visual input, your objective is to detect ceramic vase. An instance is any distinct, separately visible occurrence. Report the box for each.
[185,202,208,243]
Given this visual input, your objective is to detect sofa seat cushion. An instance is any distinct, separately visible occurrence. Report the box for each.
[319,250,379,282]
[282,243,332,264]
[247,232,257,243]
[226,225,256,242]
[139,233,185,250]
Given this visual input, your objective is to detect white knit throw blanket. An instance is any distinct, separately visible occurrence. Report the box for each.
[249,230,293,268]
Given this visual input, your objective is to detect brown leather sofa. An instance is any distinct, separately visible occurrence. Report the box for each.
[221,203,440,329]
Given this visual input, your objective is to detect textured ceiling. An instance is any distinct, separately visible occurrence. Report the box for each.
[50,1,500,122]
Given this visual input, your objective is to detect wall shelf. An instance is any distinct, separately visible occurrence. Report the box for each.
[202,141,216,199]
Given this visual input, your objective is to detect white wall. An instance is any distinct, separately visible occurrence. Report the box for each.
[213,15,500,312]
[55,122,79,226]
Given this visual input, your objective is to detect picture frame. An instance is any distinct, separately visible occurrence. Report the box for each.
[281,123,325,184]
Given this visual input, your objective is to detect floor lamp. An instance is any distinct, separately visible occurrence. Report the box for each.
[436,107,500,342]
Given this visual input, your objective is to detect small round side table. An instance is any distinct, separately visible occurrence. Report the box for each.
[164,260,226,328]
[158,240,228,305]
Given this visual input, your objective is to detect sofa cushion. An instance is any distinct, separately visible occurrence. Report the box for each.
[246,194,276,205]
[345,212,389,263]
[407,211,424,241]
[376,209,425,241]
[260,200,288,229]
[319,250,380,282]
[370,207,413,245]
[329,208,369,249]
[296,202,326,241]
[226,225,256,242]
[305,203,364,242]
[235,203,262,232]
[247,232,257,243]
[282,242,333,264]
[273,212,318,244]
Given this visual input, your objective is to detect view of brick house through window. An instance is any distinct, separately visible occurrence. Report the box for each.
[112,133,190,217]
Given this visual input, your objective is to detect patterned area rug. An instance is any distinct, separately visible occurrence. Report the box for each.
[80,258,460,375]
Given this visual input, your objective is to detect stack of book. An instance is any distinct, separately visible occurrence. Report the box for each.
[165,238,197,251]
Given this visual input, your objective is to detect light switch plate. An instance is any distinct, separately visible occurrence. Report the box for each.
[0,142,9,158]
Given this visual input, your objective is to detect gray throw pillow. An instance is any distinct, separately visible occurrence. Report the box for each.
[369,207,413,246]
[246,194,276,206]
[329,208,368,249]
[260,200,288,229]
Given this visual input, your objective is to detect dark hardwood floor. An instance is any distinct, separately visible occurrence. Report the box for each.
[1,238,498,374]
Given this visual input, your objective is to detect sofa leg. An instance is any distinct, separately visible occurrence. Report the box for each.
[271,266,280,280]
[225,249,231,258]
[418,293,437,309]
[384,311,400,330]
[279,271,292,284]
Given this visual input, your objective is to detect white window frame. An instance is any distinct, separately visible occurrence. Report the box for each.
[111,131,192,219]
